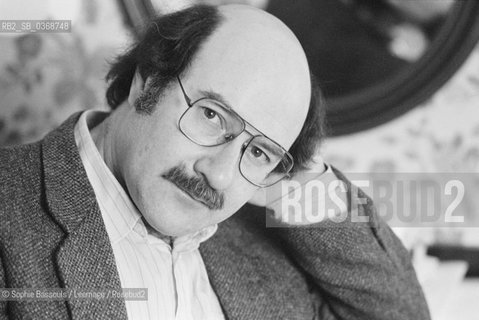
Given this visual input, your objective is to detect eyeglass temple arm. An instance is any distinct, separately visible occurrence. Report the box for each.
[177,76,192,106]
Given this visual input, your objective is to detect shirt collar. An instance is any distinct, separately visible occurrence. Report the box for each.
[74,110,217,252]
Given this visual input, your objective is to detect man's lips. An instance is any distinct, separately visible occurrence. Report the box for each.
[161,166,224,210]
[169,180,210,208]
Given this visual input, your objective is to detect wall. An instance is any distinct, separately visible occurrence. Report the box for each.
[323,45,479,248]
[0,0,129,145]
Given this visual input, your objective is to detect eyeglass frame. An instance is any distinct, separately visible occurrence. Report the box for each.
[176,76,294,187]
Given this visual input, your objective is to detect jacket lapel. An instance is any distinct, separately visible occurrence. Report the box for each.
[200,206,290,320]
[42,112,128,320]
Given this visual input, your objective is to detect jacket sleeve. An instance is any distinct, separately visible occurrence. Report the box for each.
[269,168,431,320]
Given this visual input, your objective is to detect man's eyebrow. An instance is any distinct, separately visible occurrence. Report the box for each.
[198,90,233,110]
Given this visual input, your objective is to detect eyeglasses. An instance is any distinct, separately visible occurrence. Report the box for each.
[177,76,294,187]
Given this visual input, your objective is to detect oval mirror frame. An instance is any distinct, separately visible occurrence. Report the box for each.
[117,0,479,136]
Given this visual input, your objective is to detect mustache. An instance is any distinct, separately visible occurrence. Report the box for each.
[162,165,224,210]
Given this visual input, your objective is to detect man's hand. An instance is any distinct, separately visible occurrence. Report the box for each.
[248,156,349,225]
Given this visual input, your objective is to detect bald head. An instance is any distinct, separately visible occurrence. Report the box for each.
[184,4,311,148]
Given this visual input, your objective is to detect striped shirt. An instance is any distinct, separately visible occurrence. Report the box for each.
[74,110,225,320]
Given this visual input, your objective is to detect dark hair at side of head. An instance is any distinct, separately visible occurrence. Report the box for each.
[288,73,327,173]
[105,5,223,113]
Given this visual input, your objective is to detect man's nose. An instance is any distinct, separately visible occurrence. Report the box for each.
[193,139,244,191]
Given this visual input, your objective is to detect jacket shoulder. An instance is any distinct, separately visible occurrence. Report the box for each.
[0,142,43,200]
[0,142,45,236]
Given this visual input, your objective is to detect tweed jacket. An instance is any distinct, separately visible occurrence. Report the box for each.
[0,112,430,320]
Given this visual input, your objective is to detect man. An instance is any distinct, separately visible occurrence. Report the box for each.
[0,4,430,320]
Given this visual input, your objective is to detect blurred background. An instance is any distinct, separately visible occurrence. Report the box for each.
[0,0,478,318]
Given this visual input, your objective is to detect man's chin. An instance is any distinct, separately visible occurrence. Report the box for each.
[142,213,207,238]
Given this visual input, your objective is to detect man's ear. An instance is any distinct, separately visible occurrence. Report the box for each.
[127,68,145,107]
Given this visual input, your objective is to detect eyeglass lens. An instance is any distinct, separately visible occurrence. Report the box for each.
[179,98,293,186]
